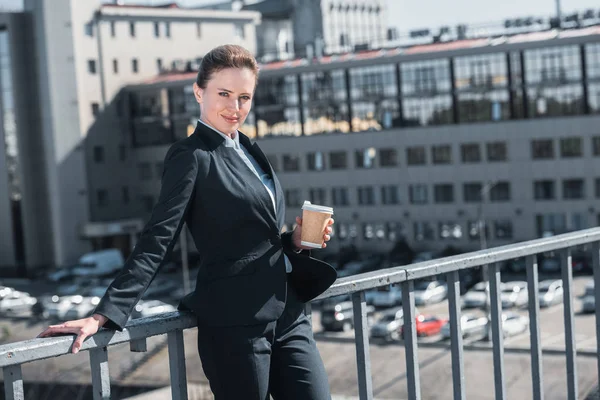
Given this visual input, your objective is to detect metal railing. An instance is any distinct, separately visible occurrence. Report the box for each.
[3,227,600,400]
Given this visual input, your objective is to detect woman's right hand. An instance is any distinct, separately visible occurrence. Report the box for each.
[37,314,108,354]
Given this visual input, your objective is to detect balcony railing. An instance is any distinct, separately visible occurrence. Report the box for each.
[3,227,600,399]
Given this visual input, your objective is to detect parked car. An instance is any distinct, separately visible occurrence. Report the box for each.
[131,300,177,319]
[47,249,124,282]
[538,279,563,307]
[440,313,488,339]
[320,301,375,332]
[502,312,529,337]
[413,280,448,305]
[63,296,101,320]
[582,280,595,313]
[501,281,528,308]
[400,314,448,338]
[461,282,494,309]
[371,284,403,308]
[0,291,37,314]
[369,307,419,341]
[42,295,85,320]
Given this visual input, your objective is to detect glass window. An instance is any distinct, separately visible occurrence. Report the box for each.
[129,22,136,37]
[379,148,398,167]
[563,179,585,199]
[113,59,118,74]
[487,142,507,162]
[301,70,349,135]
[110,21,116,37]
[130,89,169,118]
[234,24,245,39]
[531,139,554,159]
[381,185,399,205]
[307,152,325,171]
[438,222,463,240]
[560,137,582,158]
[596,178,600,198]
[407,146,426,165]
[282,154,300,172]
[154,22,160,38]
[432,145,452,164]
[434,184,454,203]
[165,22,171,38]
[414,221,434,241]
[91,103,100,117]
[463,182,482,203]
[536,213,566,237]
[138,163,152,180]
[132,119,174,147]
[285,189,302,207]
[585,44,600,113]
[490,182,511,202]
[358,186,375,205]
[461,143,481,163]
[132,58,139,73]
[593,137,600,156]
[255,76,302,138]
[494,220,513,239]
[409,184,428,204]
[332,187,349,206]
[534,180,555,200]
[97,190,108,207]
[309,188,327,205]
[355,148,376,168]
[88,59,97,74]
[85,22,94,37]
[329,151,347,169]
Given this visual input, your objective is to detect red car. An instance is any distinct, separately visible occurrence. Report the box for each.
[400,314,448,337]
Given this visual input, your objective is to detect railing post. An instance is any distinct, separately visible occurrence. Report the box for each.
[561,248,578,400]
[90,347,111,400]
[401,280,421,400]
[488,262,506,400]
[446,270,466,400]
[351,291,374,400]
[168,329,188,400]
[593,242,600,387]
[526,255,544,400]
[3,365,24,400]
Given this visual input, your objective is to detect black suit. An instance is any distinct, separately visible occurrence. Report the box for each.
[94,122,336,399]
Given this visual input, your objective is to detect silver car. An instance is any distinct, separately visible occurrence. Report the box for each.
[538,279,563,307]
[441,313,488,339]
[370,307,404,341]
[461,282,499,309]
[501,281,528,308]
[582,280,595,313]
[413,280,448,305]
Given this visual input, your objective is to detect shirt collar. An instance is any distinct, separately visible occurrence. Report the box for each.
[198,119,240,149]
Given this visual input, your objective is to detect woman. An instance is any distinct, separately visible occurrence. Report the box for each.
[38,44,337,399]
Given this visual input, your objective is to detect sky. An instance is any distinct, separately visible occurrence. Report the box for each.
[1,0,599,33]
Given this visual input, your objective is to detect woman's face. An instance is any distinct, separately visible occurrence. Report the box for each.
[193,67,256,135]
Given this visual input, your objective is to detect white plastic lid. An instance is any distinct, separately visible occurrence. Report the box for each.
[301,200,333,215]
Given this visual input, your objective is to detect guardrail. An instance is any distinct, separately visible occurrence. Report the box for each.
[3,227,600,400]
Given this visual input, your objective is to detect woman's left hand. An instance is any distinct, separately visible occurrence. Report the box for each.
[291,216,334,250]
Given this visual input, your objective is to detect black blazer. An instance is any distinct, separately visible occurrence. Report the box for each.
[94,122,336,330]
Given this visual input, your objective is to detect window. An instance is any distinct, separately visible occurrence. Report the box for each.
[531,139,554,159]
[196,22,202,38]
[113,59,118,74]
[332,187,349,206]
[358,186,375,205]
[439,222,463,240]
[432,145,452,164]
[132,58,139,73]
[494,220,513,239]
[463,183,482,203]
[409,184,428,204]
[560,137,582,158]
[88,59,97,74]
[157,58,163,72]
[355,148,376,168]
[593,137,600,156]
[434,184,454,203]
[563,179,585,199]
[154,22,160,38]
[596,178,600,198]
[91,103,100,117]
[97,190,108,207]
[122,187,129,204]
[487,142,507,162]
[381,185,399,205]
[379,148,398,167]
[461,143,481,163]
[285,189,302,207]
[536,213,566,237]
[490,182,511,202]
[85,22,94,37]
[282,154,300,172]
[138,163,152,180]
[414,221,434,241]
[110,21,116,37]
[93,146,104,163]
[534,180,555,200]
[165,22,171,38]
[407,146,426,165]
[234,24,245,39]
[155,162,164,177]
[307,152,325,171]
[129,22,136,37]
[329,151,347,169]
[309,188,326,205]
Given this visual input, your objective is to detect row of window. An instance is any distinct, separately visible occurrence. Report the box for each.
[85,20,245,40]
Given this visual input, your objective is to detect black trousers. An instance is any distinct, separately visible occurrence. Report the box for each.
[196,283,331,400]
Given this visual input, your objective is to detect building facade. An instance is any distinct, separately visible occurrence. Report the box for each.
[115,26,600,255]
[0,0,260,274]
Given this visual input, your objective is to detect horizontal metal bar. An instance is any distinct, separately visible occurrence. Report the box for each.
[315,267,407,300]
[3,365,23,400]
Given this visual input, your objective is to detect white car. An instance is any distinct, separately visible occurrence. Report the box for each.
[64,296,101,320]
[538,279,563,308]
[370,307,415,340]
[132,300,177,319]
[413,280,448,305]
[502,312,529,337]
[462,282,497,309]
[43,295,85,320]
[501,281,528,308]
[0,291,37,314]
[441,313,488,339]
[371,285,403,307]
[582,280,595,313]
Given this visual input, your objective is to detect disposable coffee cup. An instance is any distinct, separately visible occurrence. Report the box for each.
[301,201,334,249]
